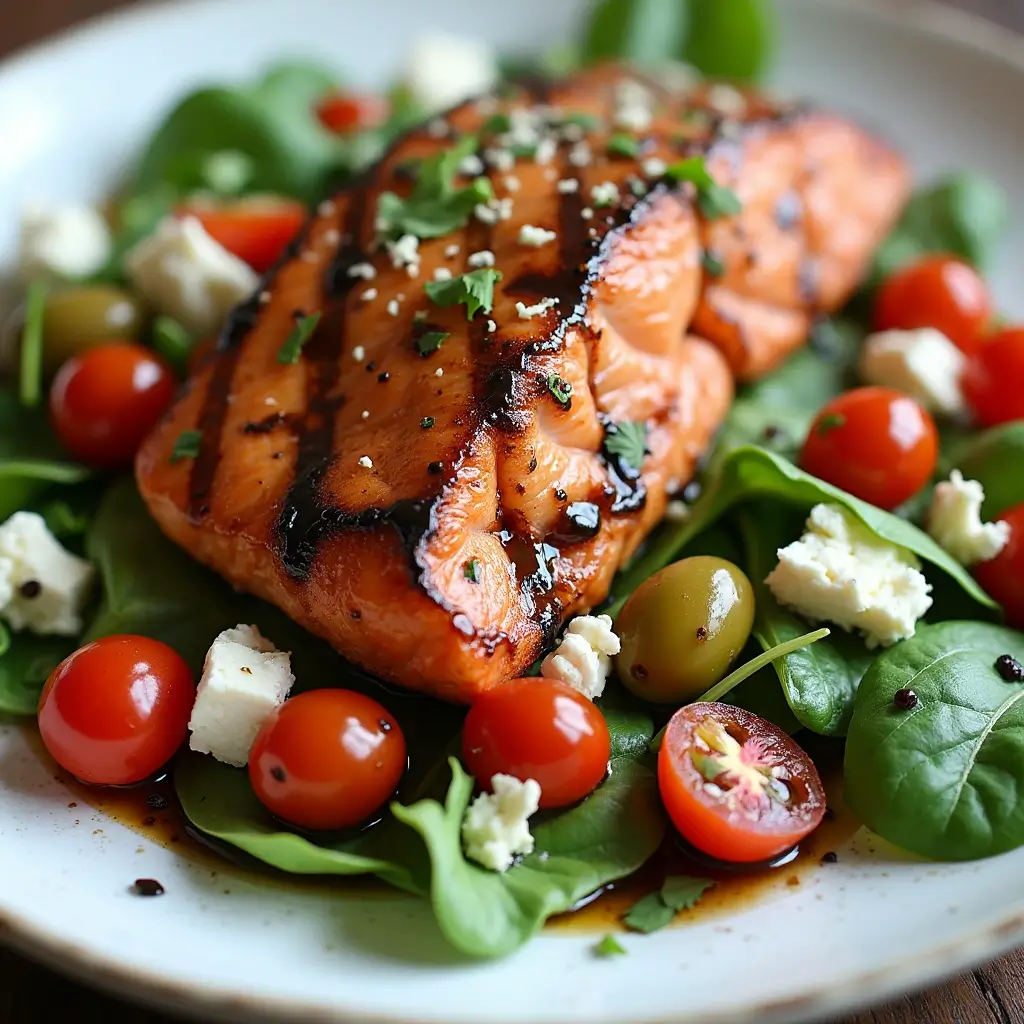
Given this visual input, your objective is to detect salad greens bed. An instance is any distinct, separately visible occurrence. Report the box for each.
[3,0,1024,960]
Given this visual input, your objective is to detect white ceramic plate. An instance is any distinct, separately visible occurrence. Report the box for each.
[3,1,1024,1021]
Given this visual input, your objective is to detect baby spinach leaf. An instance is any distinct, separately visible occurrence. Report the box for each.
[725,662,802,735]
[661,874,715,911]
[870,173,1008,285]
[954,422,1024,520]
[845,621,1024,861]
[736,506,875,736]
[683,0,774,80]
[623,892,674,934]
[582,0,691,67]
[594,933,627,956]
[0,632,76,716]
[392,757,665,958]
[610,446,997,620]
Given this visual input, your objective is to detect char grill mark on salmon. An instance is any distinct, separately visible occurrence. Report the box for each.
[136,66,910,702]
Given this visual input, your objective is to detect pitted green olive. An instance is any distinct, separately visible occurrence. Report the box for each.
[616,556,755,704]
[43,286,146,374]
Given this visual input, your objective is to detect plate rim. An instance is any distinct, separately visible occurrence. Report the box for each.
[3,0,1024,1021]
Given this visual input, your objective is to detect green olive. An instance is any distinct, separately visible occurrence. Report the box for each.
[43,286,146,374]
[616,556,755,704]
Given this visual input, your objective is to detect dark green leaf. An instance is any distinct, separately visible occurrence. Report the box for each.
[661,874,715,911]
[547,374,573,408]
[19,282,46,408]
[608,134,641,159]
[816,413,845,436]
[954,423,1024,520]
[667,156,716,190]
[845,621,1024,860]
[425,269,502,320]
[683,0,774,80]
[0,631,75,716]
[702,251,725,277]
[463,559,481,583]
[483,113,512,136]
[697,182,743,221]
[169,431,202,465]
[594,934,627,957]
[276,312,322,364]
[38,497,92,539]
[582,0,691,67]
[604,421,648,472]
[420,417,435,430]
[415,331,449,357]
[622,893,675,934]
[151,316,195,374]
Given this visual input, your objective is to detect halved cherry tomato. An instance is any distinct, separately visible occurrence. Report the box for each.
[462,677,610,809]
[181,197,306,273]
[38,636,194,786]
[874,255,991,355]
[316,91,389,134]
[974,502,1024,629]
[249,689,406,831]
[658,703,826,863]
[962,327,1024,427]
[801,387,938,510]
[49,342,176,470]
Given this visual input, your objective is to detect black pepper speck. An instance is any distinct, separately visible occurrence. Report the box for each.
[995,654,1024,682]
[428,461,443,475]
[270,765,287,783]
[696,625,709,642]
[893,688,919,711]
[377,371,390,383]
[133,879,165,897]
[821,852,838,865]
[19,580,41,599]
[146,793,168,810]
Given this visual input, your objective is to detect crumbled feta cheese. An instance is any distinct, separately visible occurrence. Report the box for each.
[517,297,559,320]
[568,142,592,168]
[459,154,485,177]
[613,79,654,132]
[765,504,933,649]
[556,178,580,194]
[0,512,94,636]
[358,456,373,469]
[444,243,461,258]
[323,228,341,248]
[435,367,444,377]
[706,83,747,116]
[590,182,620,208]
[462,773,541,873]
[360,287,378,302]
[386,234,421,277]
[125,216,258,336]
[580,207,594,220]
[467,249,495,268]
[474,204,499,226]
[386,299,400,316]
[858,328,966,417]
[518,224,557,248]
[486,319,497,333]
[404,32,498,112]
[665,500,690,522]
[318,200,337,218]
[18,203,112,282]
[188,625,294,767]
[352,345,366,361]
[362,410,370,419]
[484,147,516,173]
[928,471,1010,566]
[534,138,558,165]
[503,175,521,193]
[426,118,451,139]
[541,614,621,700]
[433,267,453,282]
[641,157,667,178]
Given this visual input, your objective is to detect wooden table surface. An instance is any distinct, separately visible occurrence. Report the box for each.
[4,1,1024,1022]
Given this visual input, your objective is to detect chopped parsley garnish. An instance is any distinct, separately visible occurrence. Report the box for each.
[604,421,649,472]
[152,315,194,373]
[420,416,435,429]
[560,112,602,132]
[816,413,846,435]
[416,330,450,357]
[546,374,573,408]
[463,559,481,583]
[623,876,715,934]
[702,251,726,278]
[425,269,502,320]
[594,934,627,957]
[169,430,202,464]
[276,311,322,364]
[482,112,512,136]
[607,133,641,159]
[376,134,493,240]
[666,155,742,221]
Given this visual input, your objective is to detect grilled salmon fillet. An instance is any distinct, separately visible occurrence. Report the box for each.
[136,66,909,701]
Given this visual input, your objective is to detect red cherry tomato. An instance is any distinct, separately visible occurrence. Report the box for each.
[462,677,611,809]
[962,327,1024,427]
[249,689,406,831]
[316,92,389,134]
[38,635,194,786]
[658,703,826,863]
[874,255,991,355]
[800,387,939,510]
[49,342,176,470]
[974,502,1024,629]
[181,197,306,273]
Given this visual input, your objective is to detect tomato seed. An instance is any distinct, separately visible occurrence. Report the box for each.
[893,688,919,710]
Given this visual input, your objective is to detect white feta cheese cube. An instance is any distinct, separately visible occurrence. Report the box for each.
[541,614,621,700]
[125,215,259,336]
[858,328,966,417]
[462,773,541,873]
[404,32,498,113]
[18,203,112,282]
[928,470,1010,566]
[0,512,94,636]
[188,624,295,767]
[764,503,933,649]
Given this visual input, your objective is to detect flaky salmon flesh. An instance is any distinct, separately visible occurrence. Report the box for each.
[136,66,910,702]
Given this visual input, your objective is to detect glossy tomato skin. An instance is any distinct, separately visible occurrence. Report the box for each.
[249,689,406,831]
[38,635,194,785]
[874,255,991,355]
[316,92,389,134]
[462,677,610,809]
[974,502,1024,629]
[801,387,939,510]
[49,342,176,470]
[658,703,826,863]
[962,328,1024,427]
[183,198,306,273]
